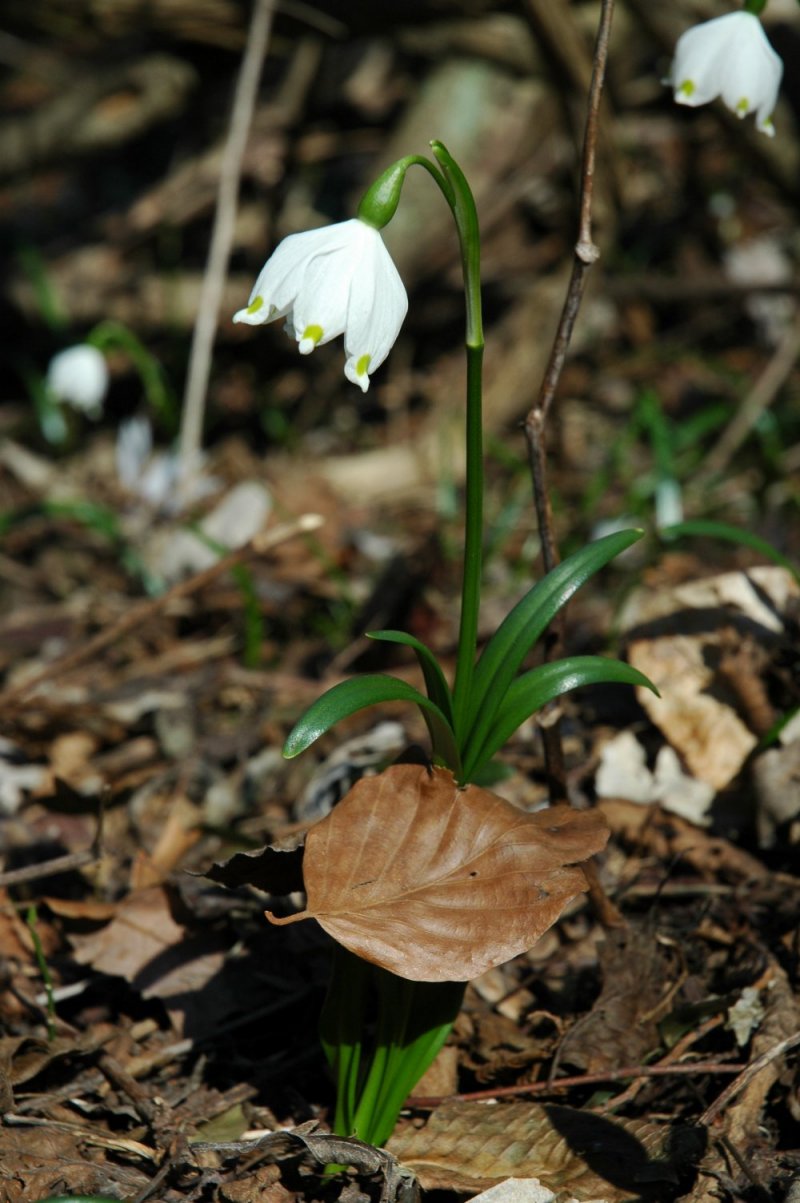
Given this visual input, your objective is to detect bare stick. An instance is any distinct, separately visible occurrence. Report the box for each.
[0,796,106,889]
[525,0,613,570]
[697,1030,800,1129]
[177,0,277,494]
[693,312,800,489]
[0,514,322,709]
[407,1058,746,1108]
[522,0,615,804]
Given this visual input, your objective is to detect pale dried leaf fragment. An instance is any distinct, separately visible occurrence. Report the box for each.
[267,764,608,982]
[387,1101,699,1198]
[622,566,799,791]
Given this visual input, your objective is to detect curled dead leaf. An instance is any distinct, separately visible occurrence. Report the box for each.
[267,764,608,981]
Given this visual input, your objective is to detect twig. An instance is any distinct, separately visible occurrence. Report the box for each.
[407,1059,745,1109]
[692,312,800,489]
[596,1014,725,1114]
[0,847,98,889]
[0,514,322,710]
[524,0,613,571]
[697,1030,800,1128]
[522,0,614,807]
[716,1135,773,1203]
[177,0,277,494]
[0,800,105,889]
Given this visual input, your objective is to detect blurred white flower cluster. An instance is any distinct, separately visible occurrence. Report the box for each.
[116,416,219,514]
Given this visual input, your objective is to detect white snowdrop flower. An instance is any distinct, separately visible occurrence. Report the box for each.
[233,218,408,393]
[669,12,783,136]
[46,344,109,417]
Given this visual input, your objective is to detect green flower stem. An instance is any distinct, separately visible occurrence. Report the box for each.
[429,142,485,744]
[320,946,370,1137]
[349,972,465,1147]
[320,144,484,1152]
[453,340,485,752]
[743,0,767,14]
[322,946,464,1148]
[26,904,56,1041]
[359,144,485,760]
[350,971,414,1143]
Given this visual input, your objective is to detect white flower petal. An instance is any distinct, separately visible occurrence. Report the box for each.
[668,12,782,135]
[46,344,109,416]
[343,226,408,391]
[233,217,407,390]
[290,248,355,348]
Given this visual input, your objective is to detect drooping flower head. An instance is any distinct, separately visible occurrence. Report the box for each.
[233,218,408,392]
[46,344,109,417]
[669,11,783,136]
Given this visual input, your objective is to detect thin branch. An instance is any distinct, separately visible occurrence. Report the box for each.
[698,1030,800,1128]
[0,848,97,890]
[692,311,800,489]
[177,0,277,493]
[0,797,105,889]
[407,1059,746,1109]
[522,0,615,805]
[525,0,614,570]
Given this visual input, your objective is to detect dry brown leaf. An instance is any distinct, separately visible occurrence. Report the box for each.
[0,1123,150,1203]
[268,765,608,982]
[70,884,186,980]
[0,1027,114,1111]
[205,835,305,896]
[387,1101,703,1199]
[622,566,799,791]
[557,924,676,1075]
[70,884,228,1034]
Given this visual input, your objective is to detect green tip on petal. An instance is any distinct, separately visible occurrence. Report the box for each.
[679,79,696,97]
[356,354,371,377]
[736,96,750,115]
[299,324,324,354]
[246,296,264,315]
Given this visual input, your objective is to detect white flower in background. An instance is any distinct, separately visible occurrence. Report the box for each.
[116,416,219,513]
[669,12,783,136]
[233,218,408,393]
[46,344,109,417]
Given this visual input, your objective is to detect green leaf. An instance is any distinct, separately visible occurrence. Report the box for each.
[463,656,656,781]
[463,530,643,756]
[367,630,454,722]
[283,674,460,773]
[660,520,800,585]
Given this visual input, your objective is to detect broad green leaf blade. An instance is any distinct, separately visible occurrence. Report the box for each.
[463,656,656,781]
[660,520,800,585]
[282,674,457,768]
[367,629,454,722]
[463,530,643,754]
